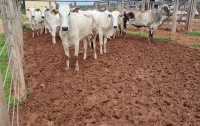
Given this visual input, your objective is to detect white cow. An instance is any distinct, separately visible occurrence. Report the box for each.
[40,7,60,44]
[98,10,122,54]
[27,7,44,37]
[79,10,122,54]
[57,4,96,71]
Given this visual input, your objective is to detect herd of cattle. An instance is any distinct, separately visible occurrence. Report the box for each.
[26,3,197,71]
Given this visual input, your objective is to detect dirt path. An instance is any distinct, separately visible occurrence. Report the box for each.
[19,31,200,126]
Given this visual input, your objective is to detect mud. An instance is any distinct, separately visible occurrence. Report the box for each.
[19,31,200,126]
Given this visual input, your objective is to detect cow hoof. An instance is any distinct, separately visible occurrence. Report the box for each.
[75,68,79,72]
[65,67,69,71]
[94,55,97,60]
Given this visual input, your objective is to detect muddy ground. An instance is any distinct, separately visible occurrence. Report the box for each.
[18,28,200,126]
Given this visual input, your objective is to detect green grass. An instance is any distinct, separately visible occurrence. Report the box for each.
[22,14,29,22]
[22,23,31,33]
[0,34,18,106]
[183,30,200,36]
[189,43,200,47]
[126,30,171,41]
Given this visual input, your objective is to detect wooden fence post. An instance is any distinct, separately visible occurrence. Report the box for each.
[141,0,146,33]
[148,0,151,10]
[171,0,179,41]
[106,0,109,10]
[94,2,98,10]
[49,2,52,9]
[158,0,162,9]
[187,0,197,32]
[142,0,146,11]
[1,0,26,102]
[0,72,10,126]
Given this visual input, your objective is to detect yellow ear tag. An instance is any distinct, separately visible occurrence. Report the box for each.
[52,12,56,16]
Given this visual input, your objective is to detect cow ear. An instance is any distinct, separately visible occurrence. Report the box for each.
[35,9,40,12]
[75,8,80,13]
[27,9,30,11]
[51,9,58,16]
[126,12,134,19]
[108,14,111,18]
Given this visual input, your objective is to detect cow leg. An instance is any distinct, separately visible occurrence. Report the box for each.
[83,38,87,60]
[51,28,56,44]
[112,29,116,39]
[87,36,92,48]
[40,23,43,34]
[36,25,39,36]
[122,30,126,40]
[151,30,154,42]
[61,34,70,70]
[74,40,80,71]
[31,25,35,37]
[103,36,108,54]
[148,28,154,42]
[45,27,47,34]
[148,28,151,42]
[99,33,104,54]
[92,31,97,59]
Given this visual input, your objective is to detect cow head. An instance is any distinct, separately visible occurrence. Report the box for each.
[58,4,71,33]
[110,11,122,29]
[27,7,37,18]
[161,4,172,16]
[105,10,122,29]
[40,6,47,19]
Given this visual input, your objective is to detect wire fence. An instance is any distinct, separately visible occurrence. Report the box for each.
[0,0,26,125]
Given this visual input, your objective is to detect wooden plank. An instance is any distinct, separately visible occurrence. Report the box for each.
[171,0,179,41]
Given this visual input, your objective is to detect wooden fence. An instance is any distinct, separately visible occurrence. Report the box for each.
[0,0,27,125]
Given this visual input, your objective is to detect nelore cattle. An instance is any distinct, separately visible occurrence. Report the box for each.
[122,4,172,42]
[78,10,122,55]
[40,7,60,44]
[27,7,45,37]
[57,3,96,71]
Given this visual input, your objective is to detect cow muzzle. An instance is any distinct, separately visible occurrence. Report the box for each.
[62,27,68,31]
[113,26,117,29]
[32,16,35,18]
[41,16,44,19]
